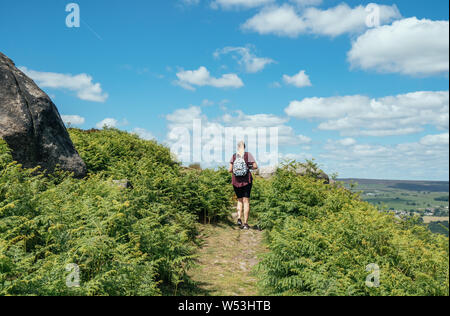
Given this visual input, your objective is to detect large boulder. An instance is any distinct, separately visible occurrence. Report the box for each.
[0,52,87,177]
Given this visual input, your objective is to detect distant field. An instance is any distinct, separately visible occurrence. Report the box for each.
[341,178,449,192]
[339,178,449,236]
[427,221,449,237]
[423,216,450,224]
[339,178,449,211]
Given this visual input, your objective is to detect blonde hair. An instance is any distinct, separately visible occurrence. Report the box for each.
[237,141,246,157]
[237,140,246,150]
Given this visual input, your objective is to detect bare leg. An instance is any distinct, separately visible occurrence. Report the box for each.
[237,198,243,220]
[243,198,250,225]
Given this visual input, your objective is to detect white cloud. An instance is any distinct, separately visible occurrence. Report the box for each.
[223,111,313,146]
[163,107,448,180]
[348,17,449,76]
[270,81,282,88]
[96,118,118,129]
[286,95,368,119]
[165,106,312,165]
[166,106,204,129]
[211,0,275,10]
[290,0,322,7]
[337,138,357,146]
[180,0,200,5]
[202,99,215,106]
[220,111,310,145]
[132,128,155,141]
[285,91,449,136]
[19,67,108,102]
[322,137,449,180]
[420,133,449,146]
[61,115,85,126]
[283,70,312,87]
[242,3,401,37]
[222,110,288,127]
[242,4,306,37]
[302,3,401,37]
[175,66,244,90]
[281,151,314,161]
[165,106,220,164]
[297,134,312,145]
[214,46,275,73]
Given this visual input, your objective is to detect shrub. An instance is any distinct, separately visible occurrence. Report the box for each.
[254,162,449,296]
[0,129,234,296]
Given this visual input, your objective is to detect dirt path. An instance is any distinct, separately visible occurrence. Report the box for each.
[187,213,266,296]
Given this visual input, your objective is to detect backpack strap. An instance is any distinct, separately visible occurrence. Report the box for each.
[244,152,251,168]
[234,152,248,163]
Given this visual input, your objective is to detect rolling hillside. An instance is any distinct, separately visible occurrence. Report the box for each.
[0,130,448,296]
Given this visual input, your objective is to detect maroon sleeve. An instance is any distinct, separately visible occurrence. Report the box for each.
[245,153,253,169]
[247,152,256,163]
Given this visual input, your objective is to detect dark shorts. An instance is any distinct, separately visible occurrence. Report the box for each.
[233,184,253,199]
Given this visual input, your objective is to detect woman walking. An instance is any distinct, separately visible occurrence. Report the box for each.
[229,141,258,230]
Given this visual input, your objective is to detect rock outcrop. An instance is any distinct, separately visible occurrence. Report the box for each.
[0,52,87,177]
[258,164,331,184]
[294,165,330,184]
[258,166,277,179]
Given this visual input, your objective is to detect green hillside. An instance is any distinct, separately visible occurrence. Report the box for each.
[252,167,449,295]
[0,129,232,295]
[0,129,448,296]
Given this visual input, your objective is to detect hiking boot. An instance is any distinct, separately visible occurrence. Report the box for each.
[242,224,250,230]
[237,219,243,226]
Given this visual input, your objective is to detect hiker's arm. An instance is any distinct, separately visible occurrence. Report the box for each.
[248,153,258,170]
[228,163,233,173]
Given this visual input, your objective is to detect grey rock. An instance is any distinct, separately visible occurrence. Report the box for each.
[0,52,86,177]
[294,165,330,184]
[112,179,132,189]
[258,166,277,179]
[258,164,330,184]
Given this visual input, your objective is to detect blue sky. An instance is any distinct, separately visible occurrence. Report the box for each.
[0,0,448,180]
